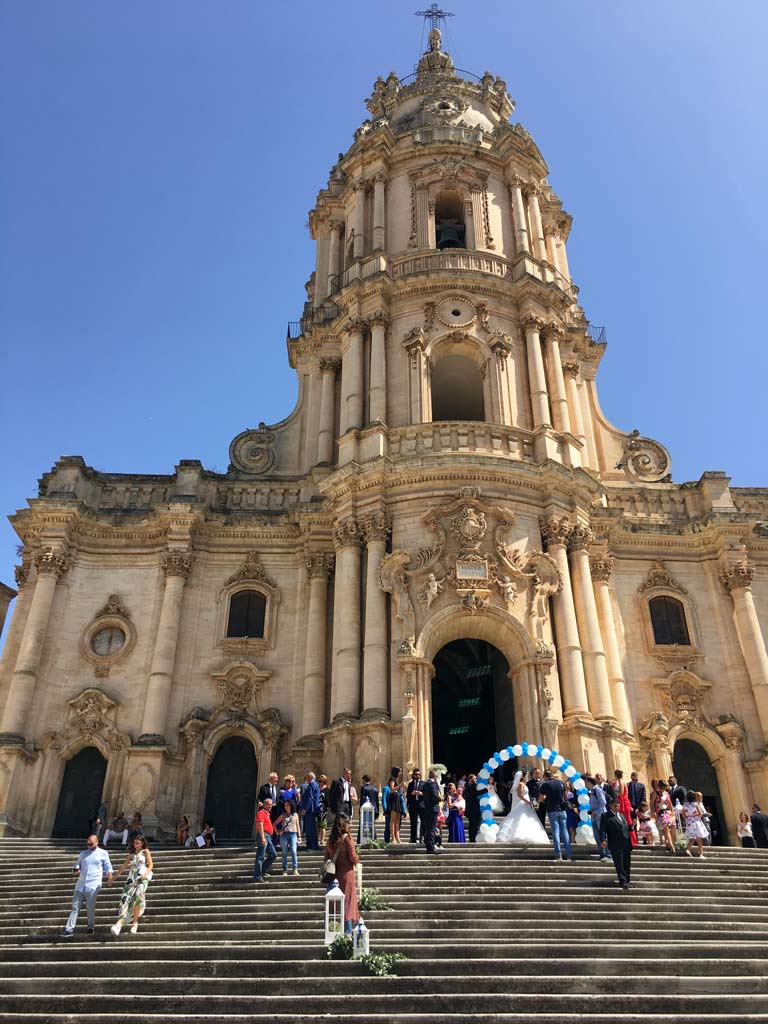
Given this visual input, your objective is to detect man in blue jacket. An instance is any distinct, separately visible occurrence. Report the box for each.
[300,772,322,850]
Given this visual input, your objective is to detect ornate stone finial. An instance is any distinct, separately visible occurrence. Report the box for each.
[568,524,595,553]
[590,556,614,582]
[361,513,391,543]
[616,429,672,483]
[34,547,70,579]
[162,549,193,579]
[305,552,335,579]
[540,516,573,550]
[638,561,688,595]
[14,564,29,589]
[333,518,363,550]
[319,357,341,374]
[95,594,131,620]
[719,560,755,593]
[226,552,275,588]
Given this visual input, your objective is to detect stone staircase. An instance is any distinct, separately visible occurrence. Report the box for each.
[1,837,767,1022]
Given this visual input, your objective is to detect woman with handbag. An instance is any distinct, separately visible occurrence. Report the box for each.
[323,814,359,934]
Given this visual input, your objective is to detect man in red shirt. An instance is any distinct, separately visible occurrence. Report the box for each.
[253,797,277,882]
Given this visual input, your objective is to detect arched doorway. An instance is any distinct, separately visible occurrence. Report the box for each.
[672,738,726,845]
[53,747,108,839]
[432,639,515,782]
[203,736,257,840]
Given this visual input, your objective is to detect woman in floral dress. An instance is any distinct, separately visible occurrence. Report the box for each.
[683,790,708,859]
[110,836,153,935]
[654,780,677,852]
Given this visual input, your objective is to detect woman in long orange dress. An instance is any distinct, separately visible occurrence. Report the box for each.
[614,770,638,846]
[324,814,359,933]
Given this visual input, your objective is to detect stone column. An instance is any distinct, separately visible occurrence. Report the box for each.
[417,186,430,248]
[0,547,69,743]
[542,325,571,434]
[720,561,768,745]
[470,186,485,250]
[361,514,391,717]
[351,180,366,259]
[330,519,363,721]
[540,519,590,718]
[521,315,551,429]
[317,357,340,465]
[340,319,365,434]
[372,173,387,251]
[525,184,547,261]
[563,362,587,449]
[138,549,192,745]
[590,556,634,733]
[509,177,530,255]
[301,553,335,738]
[368,313,388,425]
[325,220,342,298]
[568,526,615,722]
[556,221,572,280]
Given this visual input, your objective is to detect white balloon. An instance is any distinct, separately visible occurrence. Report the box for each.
[552,754,565,768]
[499,749,510,761]
[488,758,499,769]
[577,794,590,805]
[564,765,576,778]
[511,744,523,756]
[540,748,551,760]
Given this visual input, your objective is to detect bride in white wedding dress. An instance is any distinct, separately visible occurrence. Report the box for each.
[497,768,551,845]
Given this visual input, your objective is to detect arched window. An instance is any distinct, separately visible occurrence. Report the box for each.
[431,354,485,421]
[227,590,267,639]
[649,595,690,646]
[435,190,466,250]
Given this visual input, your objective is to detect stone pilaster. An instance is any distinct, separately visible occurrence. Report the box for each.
[509,176,530,255]
[301,553,335,739]
[524,183,547,261]
[325,220,342,298]
[330,519,363,721]
[542,325,571,435]
[540,518,590,719]
[372,173,387,251]
[137,548,192,746]
[340,319,365,435]
[351,179,366,259]
[368,313,388,425]
[317,357,340,465]
[0,547,69,744]
[720,560,768,746]
[361,514,391,718]
[563,362,587,449]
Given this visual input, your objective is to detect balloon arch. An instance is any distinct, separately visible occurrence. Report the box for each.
[476,741,593,844]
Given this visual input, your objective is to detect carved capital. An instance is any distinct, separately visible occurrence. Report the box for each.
[369,311,390,330]
[342,317,368,337]
[510,174,526,190]
[305,552,335,579]
[720,560,755,593]
[520,314,545,334]
[562,361,580,378]
[319,356,342,374]
[590,556,614,583]
[372,170,389,185]
[361,512,391,544]
[540,516,573,550]
[522,182,541,198]
[14,564,29,589]
[351,178,367,193]
[162,549,193,579]
[568,525,595,553]
[34,547,69,579]
[329,219,344,235]
[333,518,363,550]
[541,323,565,342]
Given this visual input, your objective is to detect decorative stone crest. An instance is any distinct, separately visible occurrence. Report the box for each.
[95,594,131,620]
[35,547,69,578]
[212,663,271,725]
[616,429,672,483]
[432,154,466,180]
[226,552,276,588]
[40,688,130,754]
[638,561,688,595]
[719,560,755,593]
[229,425,277,475]
[162,549,193,579]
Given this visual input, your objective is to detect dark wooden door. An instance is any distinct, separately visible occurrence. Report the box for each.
[52,747,107,838]
[203,737,257,839]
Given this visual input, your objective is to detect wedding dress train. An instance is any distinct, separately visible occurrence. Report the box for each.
[497,771,551,845]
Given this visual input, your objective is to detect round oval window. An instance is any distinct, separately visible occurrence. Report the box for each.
[91,627,126,658]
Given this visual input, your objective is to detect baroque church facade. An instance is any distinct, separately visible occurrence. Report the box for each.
[1,29,767,842]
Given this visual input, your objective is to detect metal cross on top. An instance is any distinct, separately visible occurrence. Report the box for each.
[415,4,455,30]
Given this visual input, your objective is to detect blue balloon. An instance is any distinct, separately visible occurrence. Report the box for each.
[548,750,557,763]
[572,772,582,782]
[535,746,543,758]
[521,742,528,755]
[506,745,515,756]
[561,759,571,770]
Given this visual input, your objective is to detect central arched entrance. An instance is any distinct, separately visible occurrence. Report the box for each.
[53,746,108,839]
[203,736,258,840]
[672,738,727,845]
[432,639,516,780]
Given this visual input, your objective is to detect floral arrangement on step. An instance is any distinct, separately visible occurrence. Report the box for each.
[358,886,391,911]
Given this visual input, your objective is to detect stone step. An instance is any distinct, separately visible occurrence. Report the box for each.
[3,1016,768,1024]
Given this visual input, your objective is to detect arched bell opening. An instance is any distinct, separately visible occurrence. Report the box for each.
[431,639,516,783]
[52,746,108,839]
[435,190,466,250]
[672,738,727,845]
[430,354,486,422]
[202,736,258,840]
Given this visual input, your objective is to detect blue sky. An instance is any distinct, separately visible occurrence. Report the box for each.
[1,1,766,633]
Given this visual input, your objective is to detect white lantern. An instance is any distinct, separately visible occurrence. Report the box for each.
[352,917,370,958]
[359,798,375,846]
[324,881,345,945]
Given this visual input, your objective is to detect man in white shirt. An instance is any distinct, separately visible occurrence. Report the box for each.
[62,835,113,936]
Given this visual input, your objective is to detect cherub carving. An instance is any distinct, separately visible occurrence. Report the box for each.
[418,572,445,609]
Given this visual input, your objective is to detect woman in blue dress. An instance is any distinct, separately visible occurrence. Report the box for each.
[446,782,466,843]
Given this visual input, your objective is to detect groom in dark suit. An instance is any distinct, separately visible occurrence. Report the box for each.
[422,770,443,855]
[599,798,633,890]
[627,773,646,817]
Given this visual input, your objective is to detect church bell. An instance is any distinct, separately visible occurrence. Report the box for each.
[436,218,465,250]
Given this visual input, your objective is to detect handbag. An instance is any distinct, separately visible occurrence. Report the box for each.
[319,839,343,884]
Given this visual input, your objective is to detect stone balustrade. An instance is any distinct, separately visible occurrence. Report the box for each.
[388,420,535,462]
